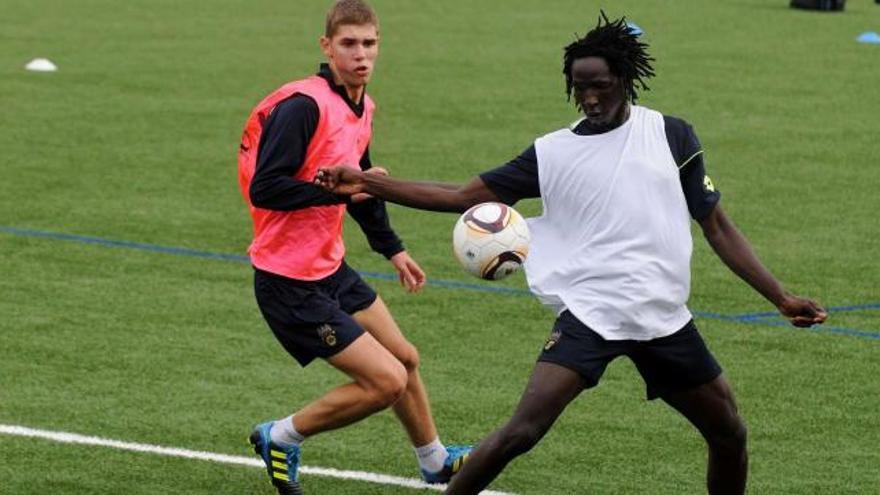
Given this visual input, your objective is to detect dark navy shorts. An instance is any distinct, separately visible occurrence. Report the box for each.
[537,311,722,400]
[253,262,377,367]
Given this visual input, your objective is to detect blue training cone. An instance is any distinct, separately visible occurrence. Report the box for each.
[857,32,880,44]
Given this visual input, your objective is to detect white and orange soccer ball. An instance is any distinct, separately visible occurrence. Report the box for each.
[452,202,530,280]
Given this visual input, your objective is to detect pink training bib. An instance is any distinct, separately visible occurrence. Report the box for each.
[238,76,374,280]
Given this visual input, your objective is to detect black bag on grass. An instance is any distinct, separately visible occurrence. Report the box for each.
[790,0,846,11]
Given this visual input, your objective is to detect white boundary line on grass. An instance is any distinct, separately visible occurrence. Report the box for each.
[0,424,515,495]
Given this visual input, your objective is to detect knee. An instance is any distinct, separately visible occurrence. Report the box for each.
[700,379,747,455]
[396,343,420,374]
[366,362,408,409]
[497,422,544,457]
[708,416,748,455]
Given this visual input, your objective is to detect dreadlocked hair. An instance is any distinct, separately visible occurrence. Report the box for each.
[563,11,655,104]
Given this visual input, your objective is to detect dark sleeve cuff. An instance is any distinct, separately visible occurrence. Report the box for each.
[378,243,405,260]
[690,192,721,221]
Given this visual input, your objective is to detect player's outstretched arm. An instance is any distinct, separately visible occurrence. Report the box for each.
[698,205,828,328]
[315,166,499,213]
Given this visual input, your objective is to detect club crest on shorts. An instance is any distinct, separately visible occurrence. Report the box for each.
[544,330,561,351]
[317,324,337,347]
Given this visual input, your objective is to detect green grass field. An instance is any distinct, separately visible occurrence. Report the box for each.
[2,0,879,493]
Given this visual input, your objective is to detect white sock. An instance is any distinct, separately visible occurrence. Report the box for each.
[269,415,305,447]
[414,438,448,473]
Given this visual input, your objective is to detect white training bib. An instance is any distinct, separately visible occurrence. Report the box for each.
[526,106,694,341]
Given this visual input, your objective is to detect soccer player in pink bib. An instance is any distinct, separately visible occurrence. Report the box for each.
[238,1,470,493]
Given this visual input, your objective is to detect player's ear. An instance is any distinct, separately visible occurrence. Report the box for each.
[319,36,332,57]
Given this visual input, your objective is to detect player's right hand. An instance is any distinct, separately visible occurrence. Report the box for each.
[349,167,388,203]
[315,166,365,195]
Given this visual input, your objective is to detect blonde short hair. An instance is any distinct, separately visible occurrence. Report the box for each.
[325,0,379,37]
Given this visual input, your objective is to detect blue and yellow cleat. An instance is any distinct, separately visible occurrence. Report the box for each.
[421,445,472,484]
[249,422,304,495]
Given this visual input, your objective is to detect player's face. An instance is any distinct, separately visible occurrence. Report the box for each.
[320,24,379,97]
[570,56,628,133]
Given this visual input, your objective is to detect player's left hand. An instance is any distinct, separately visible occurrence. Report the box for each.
[390,251,426,293]
[778,294,828,327]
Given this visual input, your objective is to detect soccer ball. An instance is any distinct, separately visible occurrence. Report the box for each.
[452,202,530,280]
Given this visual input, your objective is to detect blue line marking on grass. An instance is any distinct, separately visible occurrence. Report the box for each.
[724,318,880,340]
[732,303,880,321]
[690,308,880,340]
[358,270,532,296]
[0,226,249,263]
[0,226,534,297]
[2,225,877,339]
[690,311,742,321]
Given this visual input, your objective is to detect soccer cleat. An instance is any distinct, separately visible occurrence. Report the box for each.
[420,445,472,484]
[249,422,304,495]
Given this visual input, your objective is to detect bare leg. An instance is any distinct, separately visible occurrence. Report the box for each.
[353,296,439,446]
[662,375,748,495]
[291,333,408,436]
[445,362,587,494]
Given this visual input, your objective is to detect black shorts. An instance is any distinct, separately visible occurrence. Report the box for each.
[253,262,378,367]
[537,311,722,400]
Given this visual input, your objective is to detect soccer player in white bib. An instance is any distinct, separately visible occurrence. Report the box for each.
[316,13,827,494]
